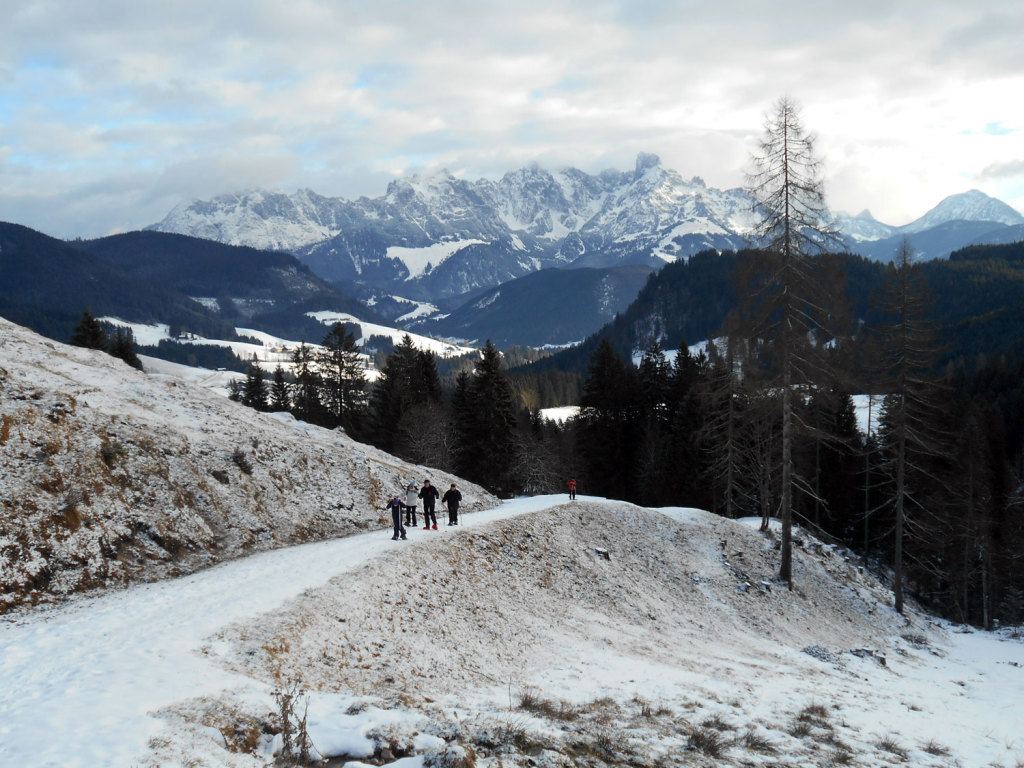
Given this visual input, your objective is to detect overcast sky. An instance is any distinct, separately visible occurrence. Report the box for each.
[2,0,1023,239]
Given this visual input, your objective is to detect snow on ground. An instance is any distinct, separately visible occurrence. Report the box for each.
[100,317,313,368]
[0,498,551,768]
[395,300,441,324]
[539,405,579,423]
[851,393,884,436]
[2,495,1021,768]
[307,311,476,357]
[385,239,487,280]
[139,354,242,394]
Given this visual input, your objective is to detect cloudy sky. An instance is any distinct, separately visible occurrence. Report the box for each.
[2,0,1023,239]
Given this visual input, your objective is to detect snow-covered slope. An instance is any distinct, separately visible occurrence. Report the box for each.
[832,209,896,242]
[3,497,1022,767]
[0,316,495,611]
[154,188,352,251]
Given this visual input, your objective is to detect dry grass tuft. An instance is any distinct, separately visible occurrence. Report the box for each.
[687,725,730,757]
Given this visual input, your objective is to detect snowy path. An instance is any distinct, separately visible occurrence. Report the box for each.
[0,495,565,768]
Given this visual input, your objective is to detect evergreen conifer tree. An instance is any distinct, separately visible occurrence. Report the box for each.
[108,326,143,370]
[370,335,442,455]
[462,340,517,495]
[290,342,325,424]
[269,365,291,412]
[875,239,950,613]
[242,358,269,411]
[70,309,107,350]
[317,323,367,432]
[577,339,640,501]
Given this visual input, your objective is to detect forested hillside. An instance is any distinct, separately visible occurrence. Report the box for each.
[515,243,1024,402]
[0,222,233,342]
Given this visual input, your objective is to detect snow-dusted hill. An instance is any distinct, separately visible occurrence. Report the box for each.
[0,317,495,611]
[3,496,1022,767]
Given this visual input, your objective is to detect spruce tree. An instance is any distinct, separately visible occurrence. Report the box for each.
[450,370,475,477]
[269,365,291,412]
[242,358,269,411]
[875,239,950,613]
[290,342,325,424]
[666,341,710,508]
[370,335,442,456]
[317,323,367,432]
[70,309,107,350]
[463,340,517,495]
[108,326,143,370]
[635,341,673,505]
[577,339,639,501]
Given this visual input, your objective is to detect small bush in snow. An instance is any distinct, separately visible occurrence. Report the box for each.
[901,633,929,648]
[875,734,908,760]
[631,695,654,718]
[920,739,950,756]
[824,746,854,766]
[423,744,477,768]
[700,714,734,732]
[686,726,730,757]
[470,716,541,754]
[231,447,253,475]
[272,681,315,766]
[791,701,834,740]
[797,702,831,723]
[517,690,580,722]
[788,719,813,739]
[99,440,126,467]
[366,723,415,759]
[740,729,776,754]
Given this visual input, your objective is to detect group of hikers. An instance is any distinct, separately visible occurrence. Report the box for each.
[385,477,579,540]
[384,479,462,540]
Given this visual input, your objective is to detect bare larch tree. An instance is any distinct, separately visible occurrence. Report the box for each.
[744,96,841,585]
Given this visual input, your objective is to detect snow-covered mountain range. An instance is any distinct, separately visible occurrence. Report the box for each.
[150,155,1024,303]
[148,154,757,300]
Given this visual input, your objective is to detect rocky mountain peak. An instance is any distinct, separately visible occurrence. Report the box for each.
[634,152,661,177]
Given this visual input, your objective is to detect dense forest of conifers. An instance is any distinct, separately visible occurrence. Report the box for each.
[211,241,1024,629]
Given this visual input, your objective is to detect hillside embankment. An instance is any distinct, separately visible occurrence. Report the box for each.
[0,317,494,611]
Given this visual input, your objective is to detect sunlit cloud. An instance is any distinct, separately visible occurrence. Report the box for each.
[0,0,1022,236]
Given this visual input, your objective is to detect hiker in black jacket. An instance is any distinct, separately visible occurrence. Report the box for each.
[419,480,439,529]
[442,483,462,525]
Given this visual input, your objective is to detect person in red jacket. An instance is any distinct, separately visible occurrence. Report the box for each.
[566,478,577,500]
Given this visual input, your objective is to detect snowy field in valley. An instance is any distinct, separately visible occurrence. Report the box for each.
[2,496,1022,768]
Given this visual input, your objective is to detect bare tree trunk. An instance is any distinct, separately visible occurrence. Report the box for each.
[894,425,905,614]
[781,362,793,584]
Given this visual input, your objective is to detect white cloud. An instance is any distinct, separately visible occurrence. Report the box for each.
[1,0,1023,237]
